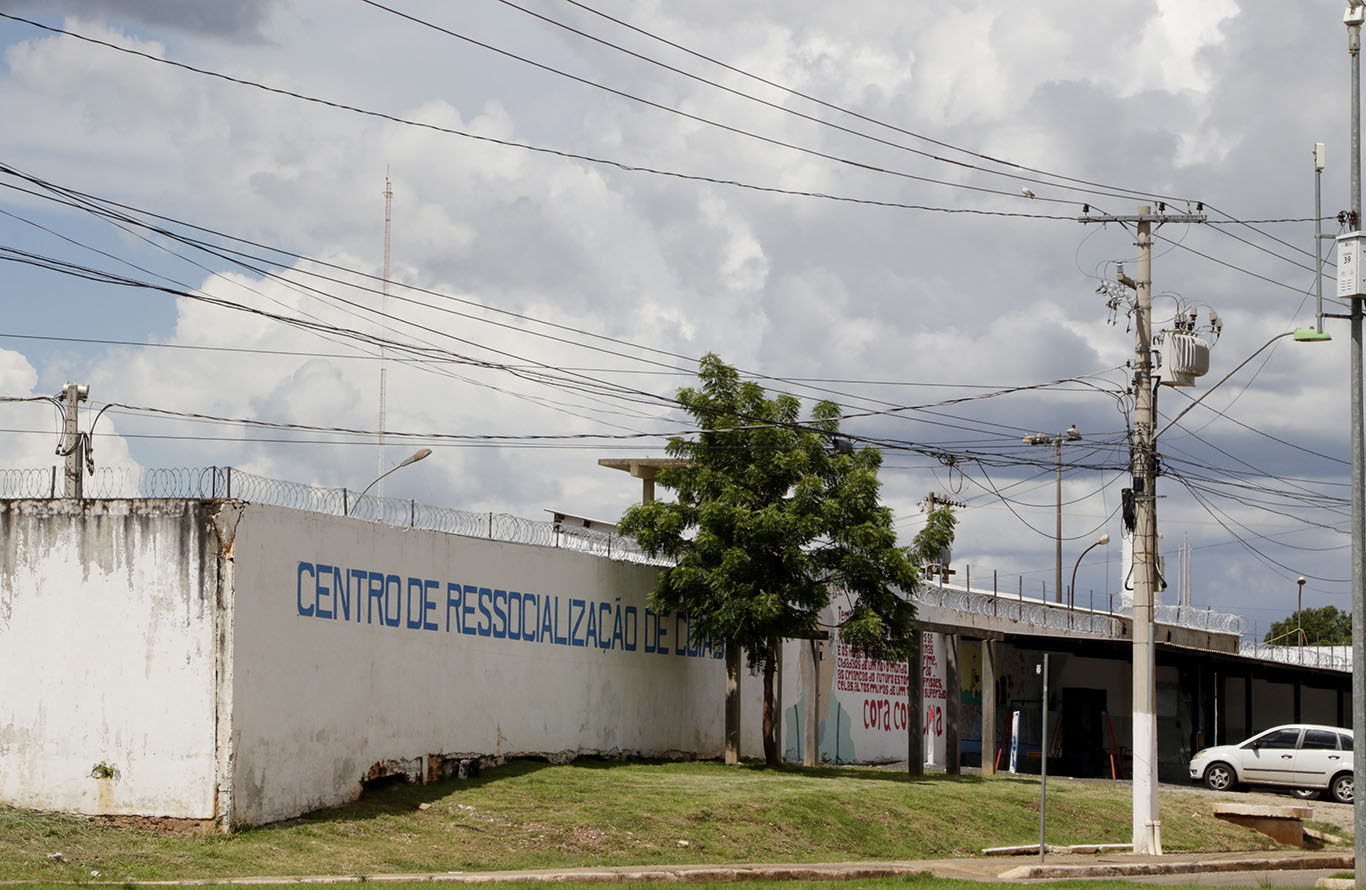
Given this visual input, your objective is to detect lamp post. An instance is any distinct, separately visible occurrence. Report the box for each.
[1024,426,1082,603]
[349,447,432,516]
[1133,327,1329,855]
[1069,534,1111,611]
[1297,576,1307,664]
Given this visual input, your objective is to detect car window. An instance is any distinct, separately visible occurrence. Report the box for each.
[1245,728,1301,749]
[1302,729,1338,750]
[1341,733,1354,751]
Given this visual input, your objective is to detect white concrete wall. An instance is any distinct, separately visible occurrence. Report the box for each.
[14,496,1342,828]
[227,504,765,826]
[0,500,223,819]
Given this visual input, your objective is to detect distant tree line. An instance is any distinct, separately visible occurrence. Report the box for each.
[1263,605,1351,646]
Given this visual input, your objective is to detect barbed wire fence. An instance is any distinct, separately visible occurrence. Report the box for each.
[0,466,667,566]
[0,466,1345,670]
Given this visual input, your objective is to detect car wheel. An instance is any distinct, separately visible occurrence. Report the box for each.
[1204,762,1237,792]
[1291,788,1321,801]
[1330,772,1354,805]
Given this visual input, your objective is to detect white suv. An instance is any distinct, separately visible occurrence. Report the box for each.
[1189,724,1353,803]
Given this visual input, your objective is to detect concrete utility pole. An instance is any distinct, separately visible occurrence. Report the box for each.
[60,383,87,498]
[1081,204,1203,856]
[1128,209,1161,856]
[922,491,965,582]
[1344,2,1366,878]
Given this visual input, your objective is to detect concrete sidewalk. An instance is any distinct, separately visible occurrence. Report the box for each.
[39,849,1347,885]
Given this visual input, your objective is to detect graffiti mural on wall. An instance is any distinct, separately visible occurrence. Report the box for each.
[782,612,948,765]
[921,631,947,765]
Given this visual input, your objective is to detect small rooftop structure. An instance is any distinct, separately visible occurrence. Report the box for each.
[597,458,689,503]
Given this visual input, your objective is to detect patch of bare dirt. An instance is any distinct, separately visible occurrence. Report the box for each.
[89,814,215,835]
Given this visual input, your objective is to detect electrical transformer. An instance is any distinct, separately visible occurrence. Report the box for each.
[1157,331,1211,387]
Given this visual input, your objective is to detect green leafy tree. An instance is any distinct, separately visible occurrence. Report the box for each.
[619,354,925,766]
[1264,604,1352,646]
[910,507,958,572]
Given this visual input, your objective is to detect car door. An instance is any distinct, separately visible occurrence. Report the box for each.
[1294,728,1343,789]
[1238,727,1302,786]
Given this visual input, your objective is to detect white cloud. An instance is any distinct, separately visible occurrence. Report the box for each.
[0,0,1352,622]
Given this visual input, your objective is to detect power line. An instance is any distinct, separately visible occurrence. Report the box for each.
[1,162,1141,450]
[1157,233,1333,297]
[1160,386,1349,467]
[543,0,1197,208]
[2,237,1140,472]
[1173,474,1349,583]
[0,163,1102,426]
[382,0,1173,207]
[96,401,688,443]
[0,331,1115,395]
[0,13,1085,218]
[355,0,1121,207]
[0,425,677,450]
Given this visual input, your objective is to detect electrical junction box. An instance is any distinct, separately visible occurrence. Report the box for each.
[1338,232,1366,299]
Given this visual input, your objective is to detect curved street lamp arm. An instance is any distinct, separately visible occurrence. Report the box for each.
[1154,332,1292,442]
[1069,535,1110,609]
[349,448,432,516]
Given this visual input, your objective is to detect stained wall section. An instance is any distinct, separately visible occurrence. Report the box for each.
[0,499,222,819]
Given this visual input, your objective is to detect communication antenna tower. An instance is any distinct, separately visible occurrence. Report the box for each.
[377,172,393,497]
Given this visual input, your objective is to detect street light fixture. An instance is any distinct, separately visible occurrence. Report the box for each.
[1023,425,1082,603]
[1069,533,1111,612]
[1297,576,1307,665]
[349,447,432,516]
[1156,330,1331,440]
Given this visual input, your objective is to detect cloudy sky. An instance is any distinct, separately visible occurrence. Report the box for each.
[0,0,1354,637]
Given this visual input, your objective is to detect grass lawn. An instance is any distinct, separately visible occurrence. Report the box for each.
[0,759,1278,883]
[3,880,1303,890]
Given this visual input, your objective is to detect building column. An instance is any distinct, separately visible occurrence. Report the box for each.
[945,634,961,775]
[907,630,923,776]
[981,639,997,776]
[1187,664,1203,754]
[1214,670,1225,747]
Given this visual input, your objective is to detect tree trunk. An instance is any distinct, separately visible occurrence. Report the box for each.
[762,636,780,767]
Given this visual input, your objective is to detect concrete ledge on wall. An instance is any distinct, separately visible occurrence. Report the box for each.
[1212,803,1311,847]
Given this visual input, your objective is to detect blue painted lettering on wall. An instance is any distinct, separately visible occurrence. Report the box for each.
[295,561,720,658]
